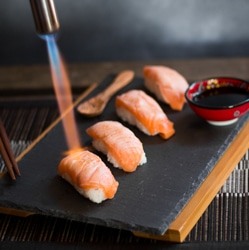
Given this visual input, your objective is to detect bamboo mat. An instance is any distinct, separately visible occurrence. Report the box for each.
[0,99,248,244]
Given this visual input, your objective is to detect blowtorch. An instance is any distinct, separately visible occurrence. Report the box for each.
[30,0,60,34]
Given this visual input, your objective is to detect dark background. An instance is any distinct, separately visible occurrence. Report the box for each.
[1,0,249,65]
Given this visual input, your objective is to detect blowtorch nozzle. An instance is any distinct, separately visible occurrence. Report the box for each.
[30,0,60,35]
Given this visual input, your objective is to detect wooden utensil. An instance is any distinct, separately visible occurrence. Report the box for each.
[0,119,20,180]
[77,70,134,117]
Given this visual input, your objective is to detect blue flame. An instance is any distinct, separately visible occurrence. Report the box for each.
[42,34,62,85]
[40,33,81,150]
[42,33,70,101]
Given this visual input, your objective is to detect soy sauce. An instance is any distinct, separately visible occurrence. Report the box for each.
[193,87,249,107]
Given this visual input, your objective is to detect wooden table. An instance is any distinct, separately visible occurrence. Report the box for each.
[1,57,249,94]
[0,57,249,249]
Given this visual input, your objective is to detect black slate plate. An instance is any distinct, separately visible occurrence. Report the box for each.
[1,76,248,236]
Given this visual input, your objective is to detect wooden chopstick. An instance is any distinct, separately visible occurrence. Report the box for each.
[0,119,20,180]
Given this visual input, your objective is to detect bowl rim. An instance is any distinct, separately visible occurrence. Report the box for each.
[185,76,249,110]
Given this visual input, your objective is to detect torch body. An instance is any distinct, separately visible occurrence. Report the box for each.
[30,0,60,34]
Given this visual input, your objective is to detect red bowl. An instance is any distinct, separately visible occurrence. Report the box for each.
[185,77,249,125]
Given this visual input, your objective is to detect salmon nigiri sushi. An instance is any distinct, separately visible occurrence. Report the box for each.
[86,121,146,172]
[115,90,175,139]
[58,150,119,203]
[143,65,189,111]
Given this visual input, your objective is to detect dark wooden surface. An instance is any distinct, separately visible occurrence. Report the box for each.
[1,58,249,94]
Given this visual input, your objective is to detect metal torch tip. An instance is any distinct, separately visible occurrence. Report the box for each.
[30,0,60,35]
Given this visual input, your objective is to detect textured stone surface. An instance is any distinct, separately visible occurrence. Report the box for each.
[0,76,248,235]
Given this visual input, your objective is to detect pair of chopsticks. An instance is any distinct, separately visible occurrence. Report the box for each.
[0,119,20,180]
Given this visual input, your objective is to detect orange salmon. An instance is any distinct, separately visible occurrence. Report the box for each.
[143,65,188,111]
[115,89,175,139]
[86,121,146,172]
[58,150,119,203]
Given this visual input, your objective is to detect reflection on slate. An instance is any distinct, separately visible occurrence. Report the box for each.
[0,76,248,236]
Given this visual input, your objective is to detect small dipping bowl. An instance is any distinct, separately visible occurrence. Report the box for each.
[185,77,249,126]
